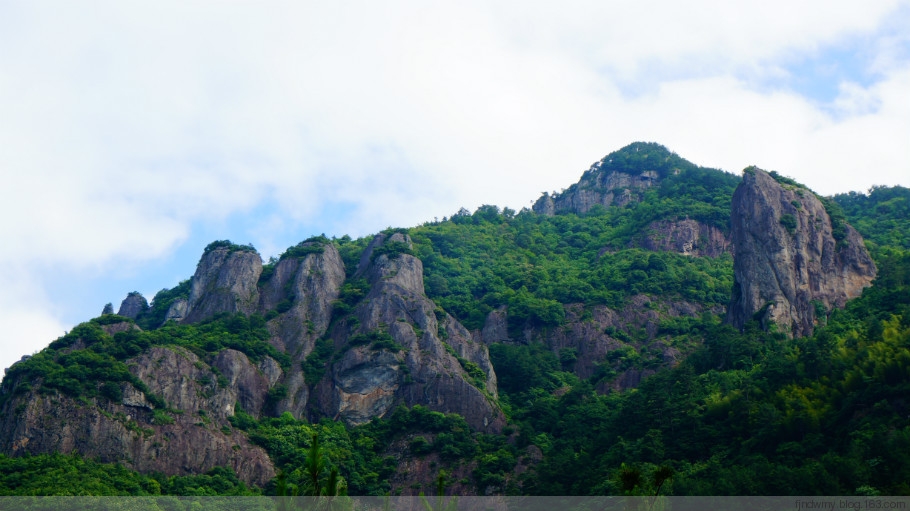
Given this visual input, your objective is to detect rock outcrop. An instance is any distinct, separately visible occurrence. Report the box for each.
[533,167,659,216]
[474,295,705,389]
[164,298,188,323]
[117,292,148,319]
[315,233,504,432]
[183,246,263,324]
[637,219,732,257]
[726,168,876,337]
[258,240,346,418]
[0,345,276,486]
[259,242,346,357]
[532,142,694,216]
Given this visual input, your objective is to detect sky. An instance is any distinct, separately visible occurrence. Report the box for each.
[1,1,909,373]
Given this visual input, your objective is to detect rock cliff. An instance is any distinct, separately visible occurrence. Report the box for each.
[315,233,504,432]
[533,166,659,216]
[183,245,263,324]
[726,168,876,337]
[475,295,707,390]
[258,240,346,418]
[259,241,346,357]
[0,340,275,485]
[636,219,731,257]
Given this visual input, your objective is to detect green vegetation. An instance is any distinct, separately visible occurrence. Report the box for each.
[203,240,258,254]
[583,142,699,179]
[409,164,737,331]
[371,240,414,262]
[0,453,257,495]
[835,185,910,251]
[281,236,329,261]
[236,406,519,496]
[509,249,910,495]
[779,214,797,233]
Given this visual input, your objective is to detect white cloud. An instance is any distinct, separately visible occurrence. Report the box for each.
[1,1,909,368]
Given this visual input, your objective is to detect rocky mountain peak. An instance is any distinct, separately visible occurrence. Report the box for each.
[117,292,148,319]
[533,142,696,216]
[726,167,876,337]
[183,242,263,324]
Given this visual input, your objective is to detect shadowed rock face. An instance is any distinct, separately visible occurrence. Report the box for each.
[117,292,148,319]
[315,233,504,433]
[183,247,263,324]
[259,243,346,357]
[474,296,705,389]
[726,168,876,337]
[0,346,276,486]
[258,242,346,418]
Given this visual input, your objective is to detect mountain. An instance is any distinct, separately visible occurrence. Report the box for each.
[1,142,909,496]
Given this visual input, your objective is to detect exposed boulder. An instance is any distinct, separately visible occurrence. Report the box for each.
[726,168,876,337]
[533,168,659,215]
[117,292,148,319]
[164,298,188,323]
[183,245,262,324]
[99,321,140,336]
[211,349,281,417]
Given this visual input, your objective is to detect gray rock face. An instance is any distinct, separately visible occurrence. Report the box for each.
[637,219,732,257]
[0,345,275,486]
[478,306,509,344]
[184,247,262,324]
[726,168,877,337]
[315,233,504,432]
[258,242,346,418]
[475,296,705,387]
[117,292,148,319]
[260,243,346,356]
[533,167,660,216]
[211,349,281,416]
[164,298,188,324]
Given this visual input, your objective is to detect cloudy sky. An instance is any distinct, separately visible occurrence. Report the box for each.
[2,1,909,372]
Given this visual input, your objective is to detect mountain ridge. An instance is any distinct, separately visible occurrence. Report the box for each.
[2,142,907,496]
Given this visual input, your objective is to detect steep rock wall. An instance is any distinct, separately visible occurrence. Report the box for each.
[533,169,659,216]
[0,345,276,486]
[258,241,346,418]
[314,233,504,432]
[637,219,732,257]
[726,168,876,337]
[183,247,262,324]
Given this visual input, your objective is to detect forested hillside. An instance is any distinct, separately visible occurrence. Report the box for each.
[2,144,908,496]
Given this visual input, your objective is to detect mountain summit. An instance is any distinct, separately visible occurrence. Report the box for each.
[532,142,698,215]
